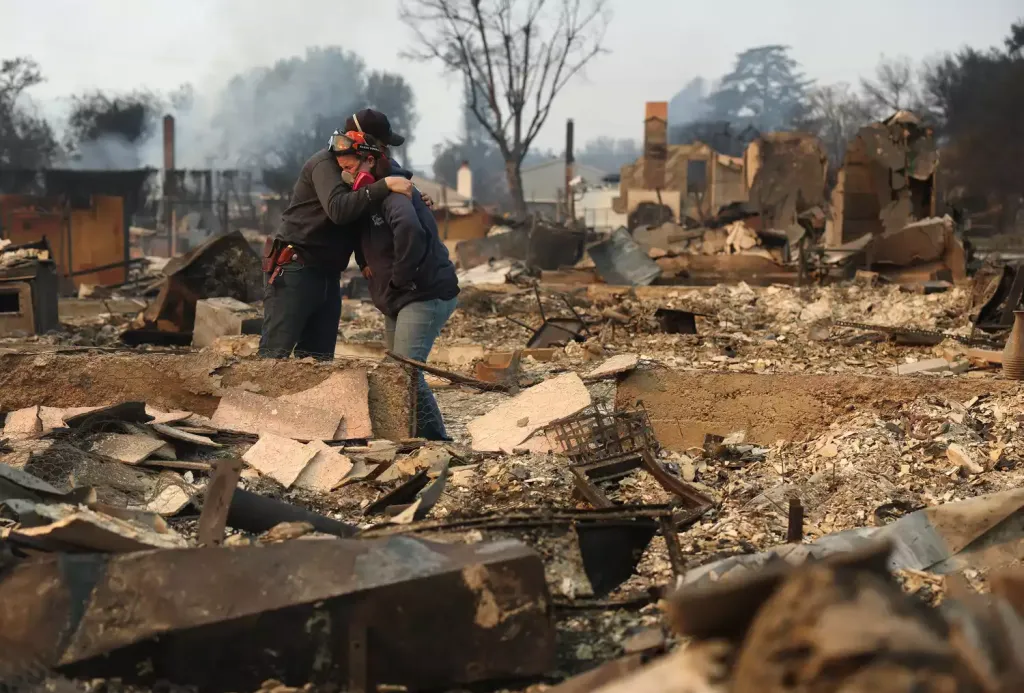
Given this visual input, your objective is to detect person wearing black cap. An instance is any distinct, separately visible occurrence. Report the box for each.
[258,111,434,360]
[332,118,460,441]
[345,108,407,149]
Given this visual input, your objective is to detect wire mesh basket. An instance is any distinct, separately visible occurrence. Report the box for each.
[545,405,659,465]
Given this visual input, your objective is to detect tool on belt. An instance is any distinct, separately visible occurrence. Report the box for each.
[262,238,300,286]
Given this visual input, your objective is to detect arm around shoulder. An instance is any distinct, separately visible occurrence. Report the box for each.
[311,161,389,225]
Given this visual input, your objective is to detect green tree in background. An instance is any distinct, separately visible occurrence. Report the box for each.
[707,45,813,132]
[210,47,416,189]
[0,57,58,168]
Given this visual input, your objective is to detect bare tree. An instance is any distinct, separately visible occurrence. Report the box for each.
[860,56,922,117]
[803,83,871,167]
[401,0,609,218]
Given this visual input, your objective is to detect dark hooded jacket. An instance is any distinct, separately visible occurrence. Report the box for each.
[354,162,460,317]
[276,149,392,270]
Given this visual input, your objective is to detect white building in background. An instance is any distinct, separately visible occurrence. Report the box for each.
[518,159,628,230]
[576,185,628,232]
[520,159,609,219]
[410,175,470,211]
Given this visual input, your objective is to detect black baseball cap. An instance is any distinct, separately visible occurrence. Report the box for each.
[345,109,406,147]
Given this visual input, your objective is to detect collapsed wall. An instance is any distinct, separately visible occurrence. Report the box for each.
[0,352,414,440]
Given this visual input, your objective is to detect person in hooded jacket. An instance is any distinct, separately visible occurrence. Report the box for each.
[331,118,460,441]
[259,109,435,360]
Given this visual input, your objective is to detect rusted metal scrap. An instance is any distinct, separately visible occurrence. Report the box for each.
[547,406,712,520]
[136,230,262,336]
[547,405,660,467]
[360,504,685,597]
[0,536,554,692]
[973,261,1024,333]
[507,286,590,349]
[544,405,710,586]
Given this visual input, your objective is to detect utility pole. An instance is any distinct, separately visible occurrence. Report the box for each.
[564,119,575,225]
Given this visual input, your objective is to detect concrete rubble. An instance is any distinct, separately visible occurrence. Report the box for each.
[3,112,1024,690]
[4,264,1024,691]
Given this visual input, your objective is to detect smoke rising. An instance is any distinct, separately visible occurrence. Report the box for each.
[67,134,143,170]
[67,46,417,175]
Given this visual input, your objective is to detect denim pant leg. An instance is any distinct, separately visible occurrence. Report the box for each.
[259,262,319,359]
[388,297,458,440]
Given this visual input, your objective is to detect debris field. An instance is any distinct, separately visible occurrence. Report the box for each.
[4,267,1024,693]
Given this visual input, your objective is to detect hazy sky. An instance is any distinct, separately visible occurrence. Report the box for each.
[2,0,1019,169]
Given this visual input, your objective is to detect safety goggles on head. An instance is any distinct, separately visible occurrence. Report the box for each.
[327,130,383,158]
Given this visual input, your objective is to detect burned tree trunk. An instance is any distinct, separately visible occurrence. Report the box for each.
[505,158,528,220]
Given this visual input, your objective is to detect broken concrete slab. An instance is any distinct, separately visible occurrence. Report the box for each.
[292,440,353,493]
[515,433,554,454]
[147,442,178,461]
[468,372,592,453]
[586,354,640,380]
[967,348,1003,365]
[430,343,487,366]
[148,422,221,448]
[278,369,373,440]
[474,350,522,384]
[145,407,193,425]
[381,446,452,482]
[212,389,341,441]
[888,358,962,376]
[90,434,171,465]
[192,297,262,349]
[3,405,42,439]
[348,439,399,464]
[1,536,554,691]
[457,260,517,286]
[5,503,188,552]
[869,216,966,281]
[39,406,72,432]
[133,482,194,517]
[242,433,318,488]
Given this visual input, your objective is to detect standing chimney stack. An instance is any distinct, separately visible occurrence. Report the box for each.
[643,102,668,190]
[456,161,473,203]
[162,115,176,255]
[163,115,175,172]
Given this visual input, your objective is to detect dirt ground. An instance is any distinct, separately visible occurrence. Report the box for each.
[616,369,1017,448]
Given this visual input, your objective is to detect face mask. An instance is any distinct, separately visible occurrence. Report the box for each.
[352,170,376,191]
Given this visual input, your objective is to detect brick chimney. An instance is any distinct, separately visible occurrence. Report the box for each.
[643,102,668,190]
[456,161,473,202]
[163,115,175,172]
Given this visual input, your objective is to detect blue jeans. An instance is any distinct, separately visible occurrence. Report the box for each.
[385,297,458,440]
